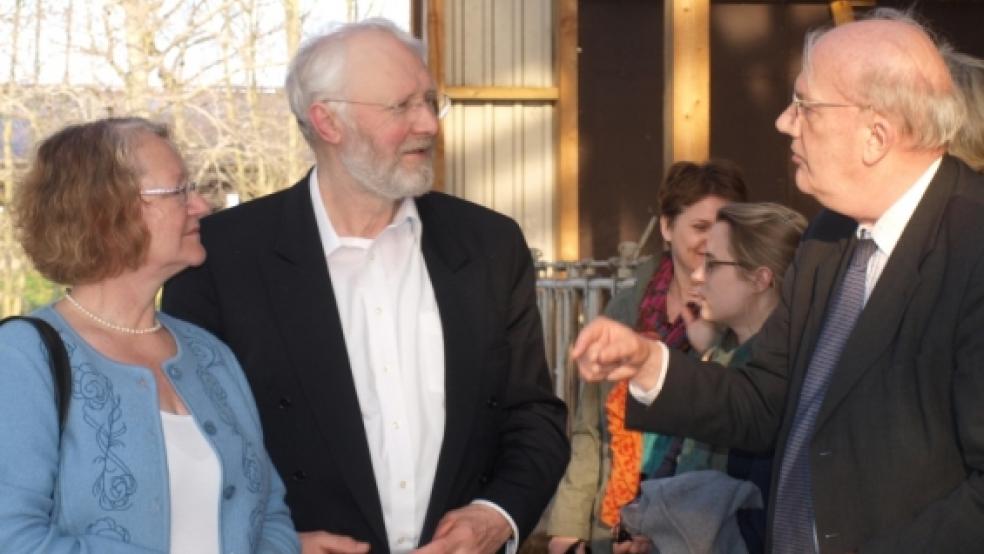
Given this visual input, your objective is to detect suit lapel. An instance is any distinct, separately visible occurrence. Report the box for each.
[815,157,956,428]
[259,179,387,544]
[415,194,486,539]
[784,215,855,416]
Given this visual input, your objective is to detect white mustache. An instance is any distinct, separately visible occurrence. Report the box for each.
[399,141,434,154]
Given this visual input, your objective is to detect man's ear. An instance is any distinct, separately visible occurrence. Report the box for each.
[308,102,344,144]
[862,113,894,166]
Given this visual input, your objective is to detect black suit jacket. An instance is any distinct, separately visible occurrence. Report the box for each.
[627,156,984,553]
[162,176,569,552]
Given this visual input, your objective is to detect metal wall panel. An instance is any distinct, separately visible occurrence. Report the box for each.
[443,0,557,259]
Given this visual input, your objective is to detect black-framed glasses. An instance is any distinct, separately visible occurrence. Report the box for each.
[140,181,197,203]
[703,257,745,273]
[320,92,452,120]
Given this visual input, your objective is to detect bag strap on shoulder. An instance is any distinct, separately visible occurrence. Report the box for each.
[1,315,71,429]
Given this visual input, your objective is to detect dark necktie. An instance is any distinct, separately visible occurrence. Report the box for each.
[772,236,877,553]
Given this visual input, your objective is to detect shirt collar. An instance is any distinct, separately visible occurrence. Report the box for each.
[856,156,942,257]
[308,168,422,257]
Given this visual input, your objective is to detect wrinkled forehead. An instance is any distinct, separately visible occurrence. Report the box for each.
[343,32,434,98]
[801,19,951,99]
[798,33,850,98]
[132,131,187,179]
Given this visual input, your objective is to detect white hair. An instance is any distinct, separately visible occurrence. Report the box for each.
[944,47,984,171]
[284,18,425,145]
[801,7,964,150]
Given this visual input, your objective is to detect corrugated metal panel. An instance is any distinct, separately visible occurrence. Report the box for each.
[443,0,556,259]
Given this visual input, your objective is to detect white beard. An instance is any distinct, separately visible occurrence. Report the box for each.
[339,125,434,200]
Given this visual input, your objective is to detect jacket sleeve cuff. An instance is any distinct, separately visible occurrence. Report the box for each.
[628,341,669,405]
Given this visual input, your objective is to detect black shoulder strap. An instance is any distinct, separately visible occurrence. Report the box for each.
[1,316,71,429]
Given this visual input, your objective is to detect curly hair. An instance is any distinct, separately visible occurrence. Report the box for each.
[12,117,170,285]
[657,159,749,222]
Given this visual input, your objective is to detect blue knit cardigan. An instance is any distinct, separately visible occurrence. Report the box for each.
[0,305,299,553]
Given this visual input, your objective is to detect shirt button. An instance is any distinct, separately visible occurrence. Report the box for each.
[167,366,182,379]
[203,421,217,435]
[137,378,149,389]
[393,421,400,430]
[374,307,382,316]
[223,485,236,499]
[399,480,407,489]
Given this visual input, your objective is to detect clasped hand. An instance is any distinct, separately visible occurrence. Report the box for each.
[300,504,511,554]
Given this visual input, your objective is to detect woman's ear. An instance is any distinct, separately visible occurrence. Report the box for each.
[660,215,673,244]
[751,266,774,292]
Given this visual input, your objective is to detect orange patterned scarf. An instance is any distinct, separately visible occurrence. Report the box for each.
[599,257,689,527]
[600,380,641,527]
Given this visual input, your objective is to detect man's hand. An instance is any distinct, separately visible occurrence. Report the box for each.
[413,504,512,554]
[300,530,371,554]
[571,316,664,390]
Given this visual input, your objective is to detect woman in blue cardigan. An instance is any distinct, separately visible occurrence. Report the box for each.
[0,117,299,553]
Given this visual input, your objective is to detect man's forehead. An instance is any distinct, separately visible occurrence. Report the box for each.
[797,43,843,98]
[344,33,433,96]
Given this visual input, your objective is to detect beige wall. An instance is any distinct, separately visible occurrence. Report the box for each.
[441,0,558,259]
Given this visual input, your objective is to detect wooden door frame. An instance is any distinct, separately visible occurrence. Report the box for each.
[416,0,579,261]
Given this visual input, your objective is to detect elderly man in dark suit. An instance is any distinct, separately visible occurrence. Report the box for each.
[572,9,984,554]
[162,18,568,554]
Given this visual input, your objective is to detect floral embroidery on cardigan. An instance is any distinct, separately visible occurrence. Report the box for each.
[249,505,264,549]
[85,517,131,543]
[70,353,137,512]
[185,334,264,493]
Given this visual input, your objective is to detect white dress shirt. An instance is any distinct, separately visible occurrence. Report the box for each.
[629,157,943,405]
[309,172,517,553]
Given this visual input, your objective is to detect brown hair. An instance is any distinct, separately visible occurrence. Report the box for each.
[716,202,807,291]
[657,160,749,222]
[12,117,170,285]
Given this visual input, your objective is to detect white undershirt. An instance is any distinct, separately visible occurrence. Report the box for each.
[161,411,221,554]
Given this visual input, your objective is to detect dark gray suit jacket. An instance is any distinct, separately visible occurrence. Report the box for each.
[627,156,984,553]
[162,175,569,552]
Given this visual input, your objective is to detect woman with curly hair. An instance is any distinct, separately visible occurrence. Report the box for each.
[0,118,299,553]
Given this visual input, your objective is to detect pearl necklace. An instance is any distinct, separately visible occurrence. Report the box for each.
[64,291,163,335]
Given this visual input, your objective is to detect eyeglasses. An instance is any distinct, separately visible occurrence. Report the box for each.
[703,256,745,273]
[790,92,865,120]
[320,92,452,120]
[140,181,197,203]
